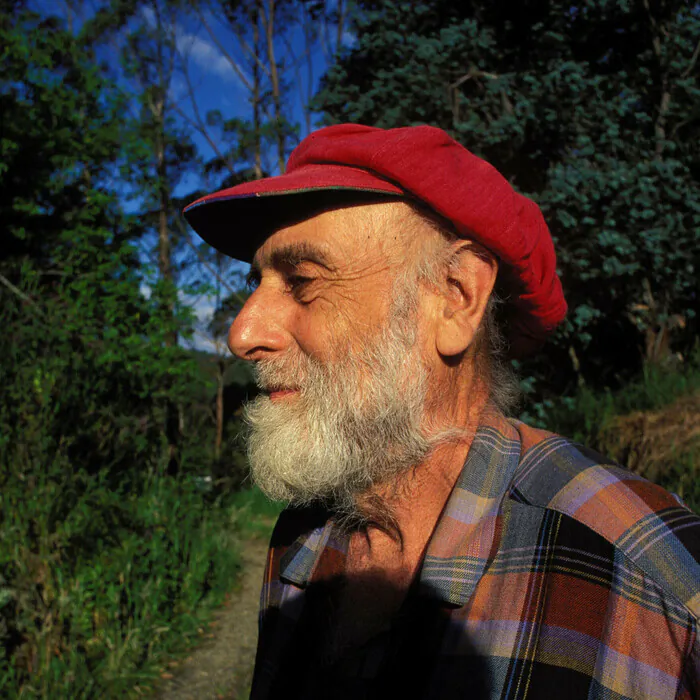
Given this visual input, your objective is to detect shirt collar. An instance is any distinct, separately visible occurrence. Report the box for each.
[279,515,339,587]
[419,412,522,606]
[279,412,522,606]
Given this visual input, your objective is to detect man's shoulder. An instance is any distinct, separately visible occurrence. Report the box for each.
[510,420,700,619]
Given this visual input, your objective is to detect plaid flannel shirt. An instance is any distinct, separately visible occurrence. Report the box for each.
[251,413,700,699]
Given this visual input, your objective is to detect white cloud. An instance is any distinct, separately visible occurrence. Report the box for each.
[139,6,245,84]
[140,5,156,28]
[168,73,188,102]
[181,293,231,354]
[176,30,246,84]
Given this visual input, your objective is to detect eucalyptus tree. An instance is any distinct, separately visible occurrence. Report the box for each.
[315,0,700,391]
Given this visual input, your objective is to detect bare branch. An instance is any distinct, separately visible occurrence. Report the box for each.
[193,6,255,92]
[319,8,331,62]
[683,37,700,78]
[215,6,272,80]
[175,57,237,175]
[252,5,264,179]
[449,68,499,91]
[303,3,315,134]
[336,0,347,57]
[172,102,235,174]
[174,218,247,306]
[282,16,313,135]
[262,0,286,173]
[0,273,39,307]
[669,110,700,140]
[641,0,673,159]
[448,69,502,123]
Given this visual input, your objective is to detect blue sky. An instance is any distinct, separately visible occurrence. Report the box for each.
[29,0,349,352]
[157,5,350,351]
[31,0,346,182]
[164,3,348,186]
[170,11,336,196]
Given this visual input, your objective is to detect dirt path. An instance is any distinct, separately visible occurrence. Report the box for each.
[156,536,270,700]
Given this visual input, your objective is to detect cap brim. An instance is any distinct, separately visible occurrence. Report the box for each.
[183,164,406,263]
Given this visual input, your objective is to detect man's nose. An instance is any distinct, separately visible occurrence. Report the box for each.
[228,286,291,361]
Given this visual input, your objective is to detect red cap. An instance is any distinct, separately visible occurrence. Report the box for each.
[183,123,566,355]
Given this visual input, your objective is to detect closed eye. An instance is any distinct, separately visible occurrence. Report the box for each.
[287,274,313,291]
[286,273,318,303]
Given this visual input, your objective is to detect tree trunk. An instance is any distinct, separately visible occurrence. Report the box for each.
[336,0,346,56]
[654,85,671,159]
[215,360,225,460]
[152,0,178,474]
[253,2,263,179]
[264,0,286,173]
[642,0,671,160]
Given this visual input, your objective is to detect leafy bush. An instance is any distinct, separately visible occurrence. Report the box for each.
[316,0,700,393]
[0,231,248,698]
[0,464,241,698]
[530,349,700,440]
[530,351,700,513]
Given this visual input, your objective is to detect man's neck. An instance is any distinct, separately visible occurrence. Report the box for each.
[329,407,484,657]
[349,437,474,565]
[348,384,490,574]
[322,376,491,657]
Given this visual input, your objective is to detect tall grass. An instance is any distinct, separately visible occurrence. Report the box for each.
[227,486,285,538]
[0,275,261,698]
[0,456,249,699]
[532,354,700,443]
[531,351,700,513]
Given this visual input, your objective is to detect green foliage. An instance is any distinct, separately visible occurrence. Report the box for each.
[2,0,699,694]
[315,0,700,392]
[227,487,286,538]
[0,461,242,698]
[0,8,254,697]
[0,209,241,697]
[2,240,193,474]
[658,449,700,517]
[1,8,129,268]
[530,350,700,513]
[528,350,700,440]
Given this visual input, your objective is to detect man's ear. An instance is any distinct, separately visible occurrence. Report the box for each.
[435,242,498,358]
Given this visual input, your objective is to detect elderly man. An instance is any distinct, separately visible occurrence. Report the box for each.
[184,125,700,699]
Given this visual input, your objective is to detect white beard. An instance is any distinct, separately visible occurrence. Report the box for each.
[242,289,435,520]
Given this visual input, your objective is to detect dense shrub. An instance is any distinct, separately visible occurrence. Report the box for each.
[530,350,700,512]
[0,235,247,698]
[0,465,241,698]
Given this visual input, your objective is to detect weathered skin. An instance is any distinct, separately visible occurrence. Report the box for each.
[227,202,498,650]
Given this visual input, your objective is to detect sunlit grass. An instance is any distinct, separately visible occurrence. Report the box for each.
[533,351,700,513]
[0,461,253,699]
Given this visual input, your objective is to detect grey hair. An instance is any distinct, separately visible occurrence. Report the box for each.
[398,203,521,416]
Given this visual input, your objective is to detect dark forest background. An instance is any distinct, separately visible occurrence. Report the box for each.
[1,0,699,696]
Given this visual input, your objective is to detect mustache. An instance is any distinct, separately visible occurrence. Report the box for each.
[252,351,315,393]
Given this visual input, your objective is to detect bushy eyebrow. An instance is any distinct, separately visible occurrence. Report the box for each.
[248,241,335,285]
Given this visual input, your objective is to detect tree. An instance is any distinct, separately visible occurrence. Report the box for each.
[315,0,700,393]
[189,0,305,179]
[117,1,199,337]
[175,0,347,183]
[174,0,349,463]
[81,0,205,472]
[0,4,128,274]
[0,7,217,689]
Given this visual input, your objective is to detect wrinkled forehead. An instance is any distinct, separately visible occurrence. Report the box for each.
[250,201,426,273]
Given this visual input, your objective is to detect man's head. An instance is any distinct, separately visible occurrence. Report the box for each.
[183,123,566,516]
[227,201,509,521]
[185,123,567,355]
